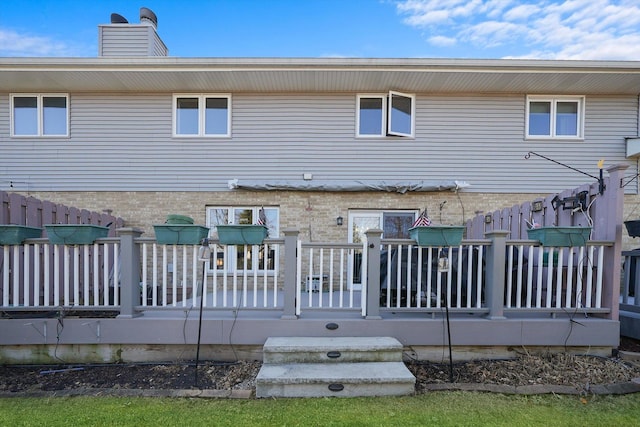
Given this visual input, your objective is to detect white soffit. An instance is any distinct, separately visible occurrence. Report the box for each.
[0,57,639,94]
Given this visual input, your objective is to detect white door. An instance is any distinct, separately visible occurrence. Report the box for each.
[347,211,417,290]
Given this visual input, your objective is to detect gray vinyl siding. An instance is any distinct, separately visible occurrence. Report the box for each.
[0,93,637,193]
[99,26,167,57]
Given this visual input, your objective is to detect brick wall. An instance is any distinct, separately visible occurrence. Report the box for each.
[23,190,545,242]
[24,190,640,247]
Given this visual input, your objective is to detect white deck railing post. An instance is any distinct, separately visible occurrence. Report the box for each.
[117,228,144,318]
[485,230,509,320]
[281,228,299,319]
[364,229,383,319]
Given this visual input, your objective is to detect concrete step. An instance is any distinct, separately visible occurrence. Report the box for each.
[256,361,416,398]
[262,336,404,364]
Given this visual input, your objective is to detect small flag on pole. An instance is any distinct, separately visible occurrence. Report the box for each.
[412,209,431,227]
[257,207,267,226]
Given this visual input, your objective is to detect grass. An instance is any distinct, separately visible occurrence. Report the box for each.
[1,392,639,426]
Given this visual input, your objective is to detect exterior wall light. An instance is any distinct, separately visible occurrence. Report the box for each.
[336,216,343,226]
[532,201,544,212]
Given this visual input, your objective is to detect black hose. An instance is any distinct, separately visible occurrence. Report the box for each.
[444,296,454,383]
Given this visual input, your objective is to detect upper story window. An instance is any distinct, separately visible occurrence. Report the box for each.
[173,94,231,137]
[526,96,584,139]
[11,94,69,137]
[357,91,415,138]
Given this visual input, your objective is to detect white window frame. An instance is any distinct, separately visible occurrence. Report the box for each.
[206,206,279,274]
[347,209,419,289]
[173,94,231,137]
[356,91,415,138]
[10,94,69,137]
[525,95,585,140]
[388,91,415,137]
[356,94,386,137]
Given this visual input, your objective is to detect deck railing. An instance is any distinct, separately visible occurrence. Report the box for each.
[505,241,610,313]
[1,238,120,310]
[296,241,364,315]
[0,228,616,319]
[377,240,488,312]
[138,238,283,310]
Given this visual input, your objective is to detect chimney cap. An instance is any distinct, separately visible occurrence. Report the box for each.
[110,13,128,24]
[140,7,157,27]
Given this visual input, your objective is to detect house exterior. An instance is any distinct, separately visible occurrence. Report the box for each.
[1,9,639,363]
[1,11,640,245]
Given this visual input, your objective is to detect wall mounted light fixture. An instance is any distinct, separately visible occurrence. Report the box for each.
[532,201,543,212]
[336,216,343,226]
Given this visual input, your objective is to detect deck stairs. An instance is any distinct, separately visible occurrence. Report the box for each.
[255,336,416,398]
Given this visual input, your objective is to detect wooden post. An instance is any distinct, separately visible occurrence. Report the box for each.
[116,228,143,319]
[484,230,509,320]
[593,164,627,320]
[365,229,383,319]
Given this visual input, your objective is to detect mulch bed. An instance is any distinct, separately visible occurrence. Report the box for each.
[1,338,639,395]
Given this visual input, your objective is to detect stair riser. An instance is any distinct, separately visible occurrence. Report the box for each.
[256,382,415,398]
[263,351,401,364]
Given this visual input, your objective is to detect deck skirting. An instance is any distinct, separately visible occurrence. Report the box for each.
[0,313,618,364]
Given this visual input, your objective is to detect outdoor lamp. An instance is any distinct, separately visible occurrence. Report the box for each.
[197,245,211,262]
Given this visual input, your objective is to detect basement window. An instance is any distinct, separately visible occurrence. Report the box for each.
[357,91,415,138]
[526,96,584,139]
[173,94,231,137]
[11,94,69,137]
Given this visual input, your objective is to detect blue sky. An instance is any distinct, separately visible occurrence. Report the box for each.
[1,0,639,60]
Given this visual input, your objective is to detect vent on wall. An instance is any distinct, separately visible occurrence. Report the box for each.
[626,137,640,158]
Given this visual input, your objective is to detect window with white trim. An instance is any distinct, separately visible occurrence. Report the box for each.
[173,94,231,137]
[357,91,415,137]
[348,210,418,287]
[206,206,279,273]
[526,96,584,139]
[11,94,69,137]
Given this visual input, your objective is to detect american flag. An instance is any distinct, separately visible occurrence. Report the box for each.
[412,210,431,227]
[257,207,267,226]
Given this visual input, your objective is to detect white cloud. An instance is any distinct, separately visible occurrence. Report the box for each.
[503,4,540,21]
[462,20,527,47]
[429,35,457,46]
[0,27,82,57]
[396,0,640,60]
[403,9,452,26]
[552,33,640,60]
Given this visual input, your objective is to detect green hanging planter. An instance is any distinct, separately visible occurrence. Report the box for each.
[216,225,268,245]
[409,226,465,247]
[0,225,42,245]
[153,224,209,245]
[165,214,194,225]
[527,226,591,247]
[45,224,109,245]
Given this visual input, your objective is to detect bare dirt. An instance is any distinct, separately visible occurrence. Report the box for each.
[1,338,639,395]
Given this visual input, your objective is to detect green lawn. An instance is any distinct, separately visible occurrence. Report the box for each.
[1,392,639,426]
